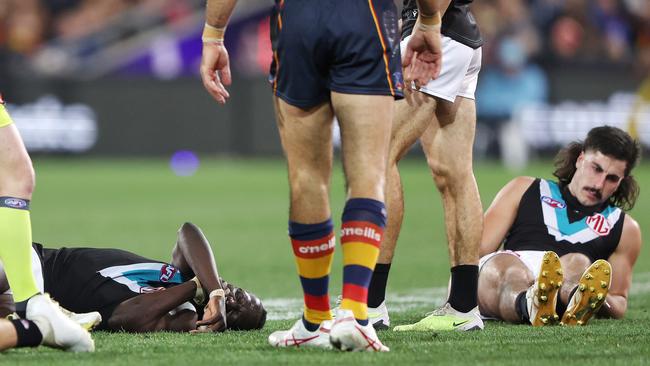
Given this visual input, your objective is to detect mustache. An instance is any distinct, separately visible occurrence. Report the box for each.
[583,187,602,200]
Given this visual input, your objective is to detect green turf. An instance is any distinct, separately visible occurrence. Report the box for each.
[1,157,648,364]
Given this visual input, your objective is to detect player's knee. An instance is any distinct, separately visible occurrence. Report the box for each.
[561,253,591,274]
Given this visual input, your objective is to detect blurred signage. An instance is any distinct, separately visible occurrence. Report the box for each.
[515,92,650,149]
[8,96,98,153]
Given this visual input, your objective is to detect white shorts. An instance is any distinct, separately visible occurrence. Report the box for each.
[479,250,548,279]
[400,35,482,102]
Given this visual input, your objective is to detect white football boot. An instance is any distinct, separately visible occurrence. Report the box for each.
[57,305,102,331]
[526,251,563,326]
[367,301,390,330]
[393,303,484,331]
[268,318,333,349]
[26,293,95,352]
[330,309,389,352]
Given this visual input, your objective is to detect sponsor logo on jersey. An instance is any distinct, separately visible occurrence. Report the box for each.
[541,196,566,209]
[297,236,335,255]
[586,213,611,236]
[159,264,177,283]
[3,198,28,209]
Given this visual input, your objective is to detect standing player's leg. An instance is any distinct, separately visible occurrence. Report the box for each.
[329,92,392,352]
[423,97,483,311]
[394,97,484,331]
[267,98,336,349]
[0,103,94,352]
[367,91,438,329]
[0,112,39,310]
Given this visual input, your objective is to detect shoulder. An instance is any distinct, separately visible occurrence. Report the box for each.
[500,176,536,196]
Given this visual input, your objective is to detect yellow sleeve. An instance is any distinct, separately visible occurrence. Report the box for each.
[0,104,13,128]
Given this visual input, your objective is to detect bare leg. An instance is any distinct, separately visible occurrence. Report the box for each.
[421,97,481,267]
[478,254,534,322]
[378,91,438,264]
[332,92,394,201]
[559,253,591,304]
[108,281,198,332]
[0,319,18,351]
[274,98,334,223]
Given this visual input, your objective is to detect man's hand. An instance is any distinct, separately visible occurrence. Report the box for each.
[403,22,442,88]
[200,42,232,105]
[192,294,227,332]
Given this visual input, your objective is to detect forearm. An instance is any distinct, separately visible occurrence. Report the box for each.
[172,223,222,293]
[108,281,196,332]
[598,294,627,319]
[205,0,237,28]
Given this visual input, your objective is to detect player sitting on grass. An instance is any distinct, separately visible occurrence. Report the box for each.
[0,222,266,334]
[475,126,641,327]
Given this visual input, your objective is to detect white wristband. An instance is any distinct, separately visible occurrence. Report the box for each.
[209,288,225,299]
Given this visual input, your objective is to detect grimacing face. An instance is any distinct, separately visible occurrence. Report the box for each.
[568,150,627,207]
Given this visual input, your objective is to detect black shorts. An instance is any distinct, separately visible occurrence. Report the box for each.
[269,0,404,108]
[34,244,187,330]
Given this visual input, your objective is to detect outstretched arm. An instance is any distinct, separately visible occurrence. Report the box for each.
[200,0,237,104]
[171,222,227,332]
[600,215,642,319]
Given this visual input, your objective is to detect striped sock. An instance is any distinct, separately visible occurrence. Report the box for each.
[289,219,335,331]
[340,198,386,325]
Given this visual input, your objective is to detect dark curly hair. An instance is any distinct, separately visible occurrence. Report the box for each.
[553,126,640,211]
[221,279,267,331]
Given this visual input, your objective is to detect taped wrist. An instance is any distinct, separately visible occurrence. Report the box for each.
[190,277,206,305]
[417,11,441,32]
[202,23,226,44]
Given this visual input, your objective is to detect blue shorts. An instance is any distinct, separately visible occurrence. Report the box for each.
[269,0,404,108]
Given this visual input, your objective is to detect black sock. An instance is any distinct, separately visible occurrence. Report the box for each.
[557,286,578,316]
[447,265,478,313]
[15,300,28,319]
[10,319,43,348]
[515,291,529,323]
[367,263,391,308]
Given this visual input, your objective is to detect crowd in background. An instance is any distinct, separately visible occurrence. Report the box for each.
[1,0,649,121]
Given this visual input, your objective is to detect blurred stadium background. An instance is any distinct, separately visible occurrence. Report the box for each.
[1,0,649,159]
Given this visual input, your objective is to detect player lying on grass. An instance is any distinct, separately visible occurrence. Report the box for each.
[475,126,641,327]
[0,222,266,334]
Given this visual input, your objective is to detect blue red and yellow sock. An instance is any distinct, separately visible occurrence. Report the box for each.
[340,198,386,325]
[289,219,335,331]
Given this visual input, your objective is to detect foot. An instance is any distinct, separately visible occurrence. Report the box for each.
[367,301,390,330]
[393,303,484,331]
[561,259,611,326]
[329,309,389,352]
[26,293,95,352]
[58,306,102,331]
[268,318,333,349]
[527,251,563,326]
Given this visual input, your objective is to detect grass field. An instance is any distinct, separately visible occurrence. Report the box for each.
[2,157,649,365]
